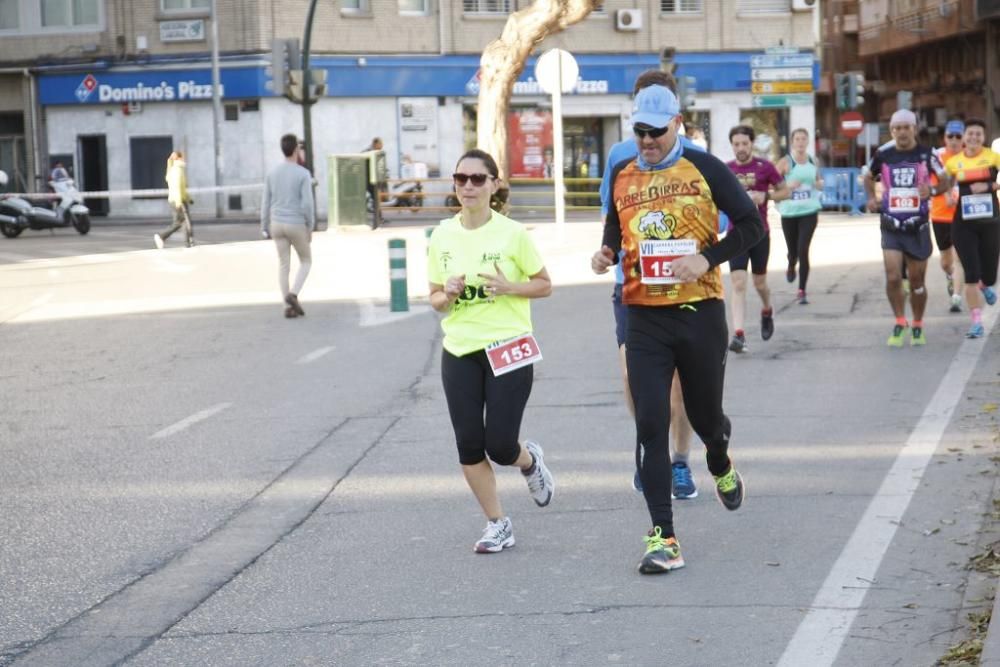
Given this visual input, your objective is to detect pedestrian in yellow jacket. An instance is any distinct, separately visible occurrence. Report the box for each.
[154,151,194,248]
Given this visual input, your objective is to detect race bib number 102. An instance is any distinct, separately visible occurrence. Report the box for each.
[486,334,542,376]
[639,238,698,285]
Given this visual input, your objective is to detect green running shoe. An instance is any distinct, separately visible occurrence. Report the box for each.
[638,527,684,574]
[714,464,745,511]
[910,327,926,346]
[887,323,908,348]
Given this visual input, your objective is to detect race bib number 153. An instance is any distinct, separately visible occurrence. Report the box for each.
[486,334,542,376]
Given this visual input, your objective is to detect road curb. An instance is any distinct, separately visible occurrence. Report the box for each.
[981,587,1000,665]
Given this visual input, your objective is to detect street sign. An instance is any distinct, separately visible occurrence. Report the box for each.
[751,67,813,82]
[750,54,814,69]
[752,93,813,108]
[751,81,814,94]
[839,111,864,138]
[535,48,579,94]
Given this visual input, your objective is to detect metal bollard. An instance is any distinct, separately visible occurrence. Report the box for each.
[389,239,408,312]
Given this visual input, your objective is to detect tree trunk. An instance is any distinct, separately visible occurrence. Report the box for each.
[476,0,600,180]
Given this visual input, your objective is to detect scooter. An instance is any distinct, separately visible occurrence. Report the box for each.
[383,161,427,212]
[0,174,91,238]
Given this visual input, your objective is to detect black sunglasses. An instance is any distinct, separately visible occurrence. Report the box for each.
[633,125,670,139]
[453,173,491,186]
[946,134,963,139]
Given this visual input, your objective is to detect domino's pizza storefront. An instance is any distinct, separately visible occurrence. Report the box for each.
[36,52,817,218]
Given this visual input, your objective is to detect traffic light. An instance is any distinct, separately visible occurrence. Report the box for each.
[676,75,697,110]
[286,69,327,104]
[269,38,301,97]
[848,71,866,109]
[659,47,677,75]
[834,72,850,111]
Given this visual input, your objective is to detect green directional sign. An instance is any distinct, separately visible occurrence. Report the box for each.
[751,93,814,108]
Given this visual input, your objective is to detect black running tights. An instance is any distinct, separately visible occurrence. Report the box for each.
[441,348,533,466]
[781,213,819,291]
[626,300,732,538]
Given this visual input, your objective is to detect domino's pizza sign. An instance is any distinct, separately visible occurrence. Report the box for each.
[76,74,98,102]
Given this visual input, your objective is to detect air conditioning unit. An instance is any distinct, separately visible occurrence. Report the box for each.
[792,0,816,11]
[616,8,643,31]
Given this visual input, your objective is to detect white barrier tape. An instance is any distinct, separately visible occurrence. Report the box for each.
[2,183,263,200]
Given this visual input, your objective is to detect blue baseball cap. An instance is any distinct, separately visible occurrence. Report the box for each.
[945,120,965,135]
[632,85,680,129]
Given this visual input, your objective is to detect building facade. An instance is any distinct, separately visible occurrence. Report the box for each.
[1,0,820,217]
[817,0,1000,166]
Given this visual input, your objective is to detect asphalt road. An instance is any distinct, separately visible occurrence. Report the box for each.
[1,214,998,666]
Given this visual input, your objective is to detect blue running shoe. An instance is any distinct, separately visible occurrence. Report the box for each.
[632,469,643,494]
[966,322,985,339]
[671,461,698,499]
[981,285,997,306]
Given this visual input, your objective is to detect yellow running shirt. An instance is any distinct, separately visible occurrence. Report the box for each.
[428,211,545,356]
[945,148,1000,223]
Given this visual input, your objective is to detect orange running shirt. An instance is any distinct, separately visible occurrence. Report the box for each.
[930,147,959,223]
[603,148,764,307]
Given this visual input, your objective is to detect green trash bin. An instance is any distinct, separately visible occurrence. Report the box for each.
[328,153,372,227]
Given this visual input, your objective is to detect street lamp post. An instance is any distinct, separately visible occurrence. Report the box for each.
[301,0,320,175]
[210,0,224,218]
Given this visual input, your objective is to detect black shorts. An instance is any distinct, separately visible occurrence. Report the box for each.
[729,234,770,275]
[931,222,953,251]
[953,220,1000,286]
[881,225,932,261]
[613,283,627,347]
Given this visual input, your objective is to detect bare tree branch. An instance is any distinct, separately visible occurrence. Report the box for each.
[476,0,602,180]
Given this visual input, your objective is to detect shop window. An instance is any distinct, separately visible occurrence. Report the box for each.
[737,0,788,13]
[399,0,426,14]
[130,136,173,198]
[660,0,702,12]
[0,0,18,29]
[161,0,209,10]
[239,99,260,112]
[0,111,24,134]
[224,103,239,121]
[41,0,100,27]
[463,0,511,14]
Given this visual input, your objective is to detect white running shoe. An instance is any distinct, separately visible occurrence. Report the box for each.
[153,233,164,250]
[474,517,514,553]
[522,440,554,507]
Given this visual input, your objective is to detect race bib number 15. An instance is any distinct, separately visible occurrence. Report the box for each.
[639,239,697,285]
[486,334,542,376]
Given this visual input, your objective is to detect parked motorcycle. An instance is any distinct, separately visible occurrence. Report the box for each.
[0,173,91,238]
[383,160,427,212]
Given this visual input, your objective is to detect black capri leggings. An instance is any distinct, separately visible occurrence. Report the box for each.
[626,300,732,537]
[441,348,533,466]
[781,212,819,291]
[953,220,1000,286]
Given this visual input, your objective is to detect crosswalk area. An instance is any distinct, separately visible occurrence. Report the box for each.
[0,223,262,265]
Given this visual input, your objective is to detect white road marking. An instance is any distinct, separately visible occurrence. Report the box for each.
[28,292,53,310]
[151,254,195,273]
[358,298,431,327]
[150,402,232,440]
[296,346,335,364]
[777,304,1000,667]
[0,250,32,263]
